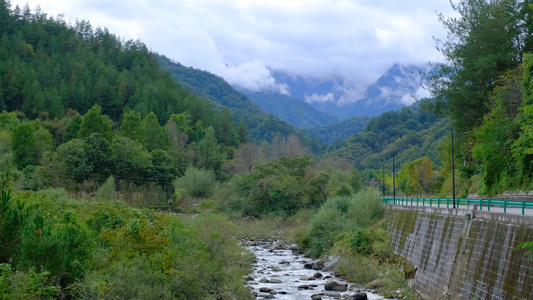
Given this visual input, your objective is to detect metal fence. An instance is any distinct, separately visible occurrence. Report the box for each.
[383,197,533,215]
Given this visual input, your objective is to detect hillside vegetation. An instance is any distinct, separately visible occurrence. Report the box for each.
[242,90,339,129]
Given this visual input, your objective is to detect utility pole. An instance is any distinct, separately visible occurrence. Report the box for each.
[393,151,396,205]
[382,163,385,200]
[452,129,456,209]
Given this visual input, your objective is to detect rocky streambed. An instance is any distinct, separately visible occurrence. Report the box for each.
[244,239,389,300]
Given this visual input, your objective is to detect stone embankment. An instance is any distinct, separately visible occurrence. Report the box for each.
[243,239,393,300]
[387,206,533,299]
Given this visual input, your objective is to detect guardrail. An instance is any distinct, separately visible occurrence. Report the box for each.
[383,197,533,216]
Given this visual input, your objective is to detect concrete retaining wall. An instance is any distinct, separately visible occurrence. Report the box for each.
[387,205,533,299]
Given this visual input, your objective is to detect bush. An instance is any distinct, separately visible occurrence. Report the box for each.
[174,167,216,198]
[303,189,385,257]
[0,263,60,299]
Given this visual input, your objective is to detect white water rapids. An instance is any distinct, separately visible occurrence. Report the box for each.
[246,241,389,300]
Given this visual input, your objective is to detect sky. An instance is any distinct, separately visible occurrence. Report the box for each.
[10,0,456,103]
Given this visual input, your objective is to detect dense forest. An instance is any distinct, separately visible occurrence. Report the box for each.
[304,115,371,144]
[2,0,533,298]
[241,90,339,129]
[158,55,325,152]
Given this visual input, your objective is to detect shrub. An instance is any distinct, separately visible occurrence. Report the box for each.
[0,263,60,299]
[303,189,385,257]
[174,167,216,198]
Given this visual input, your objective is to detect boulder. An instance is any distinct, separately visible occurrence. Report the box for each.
[324,279,348,291]
[290,243,300,254]
[299,276,315,281]
[313,272,323,278]
[313,260,325,270]
[298,284,311,290]
[322,256,341,271]
[311,294,322,300]
[365,279,383,289]
[350,292,368,300]
[259,287,273,293]
[269,278,282,283]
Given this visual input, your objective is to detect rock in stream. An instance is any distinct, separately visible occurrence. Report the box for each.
[245,240,388,300]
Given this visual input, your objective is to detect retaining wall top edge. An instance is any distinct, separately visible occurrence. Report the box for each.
[385,204,533,225]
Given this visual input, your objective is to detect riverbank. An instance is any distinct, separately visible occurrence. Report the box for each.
[244,239,394,300]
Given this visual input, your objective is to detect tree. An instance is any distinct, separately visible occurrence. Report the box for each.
[399,157,435,195]
[12,122,35,169]
[350,168,364,193]
[33,126,54,166]
[56,139,90,183]
[63,114,82,142]
[226,142,264,174]
[425,0,525,132]
[83,133,112,184]
[119,110,142,142]
[197,126,226,176]
[141,112,169,152]
[78,104,112,140]
[308,172,331,204]
[165,113,191,151]
[216,107,237,147]
[270,134,305,159]
[473,67,522,193]
[110,136,152,184]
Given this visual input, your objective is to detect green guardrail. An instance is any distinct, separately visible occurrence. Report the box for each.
[383,197,533,216]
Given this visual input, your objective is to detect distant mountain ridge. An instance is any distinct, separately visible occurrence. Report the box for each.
[269,63,431,120]
[241,90,338,129]
[304,115,371,144]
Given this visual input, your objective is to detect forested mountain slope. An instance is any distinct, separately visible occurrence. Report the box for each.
[329,106,445,170]
[158,55,323,150]
[241,90,338,129]
[304,115,371,144]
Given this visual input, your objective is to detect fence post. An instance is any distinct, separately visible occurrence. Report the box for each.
[504,201,506,214]
[488,199,491,212]
[522,201,525,216]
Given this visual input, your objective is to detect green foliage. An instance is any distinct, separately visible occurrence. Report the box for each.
[197,126,226,177]
[397,156,437,195]
[305,115,371,144]
[174,167,216,198]
[350,168,364,193]
[303,189,385,257]
[424,0,525,132]
[12,122,35,169]
[0,263,60,299]
[141,112,169,151]
[516,241,533,259]
[244,91,339,129]
[78,104,112,140]
[97,175,116,201]
[331,106,443,170]
[0,174,254,298]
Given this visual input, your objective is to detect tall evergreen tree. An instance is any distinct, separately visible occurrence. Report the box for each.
[141,112,169,152]
[425,0,525,132]
[78,104,112,140]
[12,122,36,169]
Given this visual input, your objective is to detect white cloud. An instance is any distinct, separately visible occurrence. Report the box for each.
[305,92,335,103]
[400,86,432,105]
[222,60,290,94]
[9,0,456,101]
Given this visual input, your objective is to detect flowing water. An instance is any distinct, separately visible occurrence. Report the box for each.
[246,241,388,300]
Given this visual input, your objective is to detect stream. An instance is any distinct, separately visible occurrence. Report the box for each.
[245,240,389,300]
